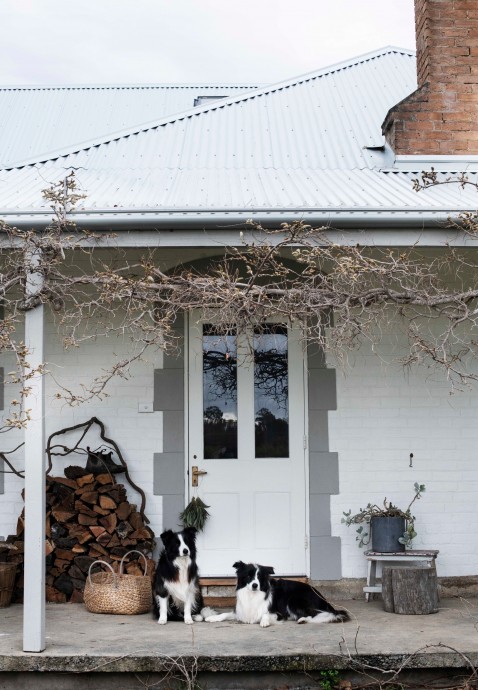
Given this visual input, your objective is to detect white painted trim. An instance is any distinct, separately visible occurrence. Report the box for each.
[0,213,472,234]
[0,228,475,249]
[393,155,478,172]
[302,339,311,578]
[23,299,45,652]
[184,312,190,506]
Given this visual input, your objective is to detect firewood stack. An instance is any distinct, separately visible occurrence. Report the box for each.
[3,467,155,603]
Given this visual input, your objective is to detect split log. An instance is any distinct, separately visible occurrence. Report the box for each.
[99,495,117,510]
[46,585,67,603]
[54,559,71,573]
[51,509,76,523]
[54,477,78,490]
[92,505,111,516]
[68,564,85,582]
[55,548,76,561]
[99,513,117,533]
[89,526,107,539]
[78,514,98,526]
[76,474,95,487]
[116,521,133,539]
[74,556,95,573]
[75,501,98,518]
[80,491,98,505]
[382,566,439,615]
[117,502,132,521]
[96,473,116,485]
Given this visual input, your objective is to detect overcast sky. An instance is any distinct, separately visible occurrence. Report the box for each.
[1,0,416,86]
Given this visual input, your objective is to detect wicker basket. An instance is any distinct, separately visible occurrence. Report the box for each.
[83,550,152,615]
[0,563,17,608]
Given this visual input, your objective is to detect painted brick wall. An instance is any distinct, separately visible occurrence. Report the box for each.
[0,317,164,547]
[1,300,477,580]
[383,0,478,155]
[329,335,478,579]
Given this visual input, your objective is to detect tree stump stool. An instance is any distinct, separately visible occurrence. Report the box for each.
[382,566,439,614]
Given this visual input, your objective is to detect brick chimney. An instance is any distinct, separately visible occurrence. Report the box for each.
[382,0,478,155]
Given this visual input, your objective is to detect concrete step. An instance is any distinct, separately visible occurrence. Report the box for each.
[200,578,236,608]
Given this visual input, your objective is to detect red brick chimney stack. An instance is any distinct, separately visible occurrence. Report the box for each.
[382,0,478,155]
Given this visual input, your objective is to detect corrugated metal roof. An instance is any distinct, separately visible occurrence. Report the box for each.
[1,167,477,216]
[0,83,257,168]
[7,47,416,171]
[3,46,472,222]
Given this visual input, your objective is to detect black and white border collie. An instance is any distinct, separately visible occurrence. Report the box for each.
[153,527,215,625]
[206,561,350,627]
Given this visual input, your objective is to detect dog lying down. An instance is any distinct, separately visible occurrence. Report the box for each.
[206,561,350,627]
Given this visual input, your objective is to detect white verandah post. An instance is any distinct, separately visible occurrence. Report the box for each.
[22,249,46,653]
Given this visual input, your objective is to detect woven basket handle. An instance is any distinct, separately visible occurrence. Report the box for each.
[87,559,116,588]
[119,550,149,576]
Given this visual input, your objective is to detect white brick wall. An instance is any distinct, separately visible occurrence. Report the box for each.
[0,319,165,547]
[1,303,477,581]
[329,340,478,579]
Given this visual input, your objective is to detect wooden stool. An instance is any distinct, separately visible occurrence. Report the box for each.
[363,550,439,601]
[382,565,439,614]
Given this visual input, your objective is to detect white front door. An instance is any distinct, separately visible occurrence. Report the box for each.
[187,311,308,577]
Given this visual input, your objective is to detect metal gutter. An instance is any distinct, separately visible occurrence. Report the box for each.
[0,209,461,230]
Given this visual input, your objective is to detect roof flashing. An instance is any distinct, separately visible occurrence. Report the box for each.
[389,155,478,173]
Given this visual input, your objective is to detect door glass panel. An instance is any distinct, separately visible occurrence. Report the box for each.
[203,325,238,459]
[254,325,289,458]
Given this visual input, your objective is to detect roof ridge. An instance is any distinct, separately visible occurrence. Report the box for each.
[7,46,416,171]
[0,83,258,92]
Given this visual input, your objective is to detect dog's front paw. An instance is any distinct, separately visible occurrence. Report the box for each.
[297,617,307,624]
[260,615,271,628]
[193,614,204,622]
[158,618,167,625]
[184,617,194,625]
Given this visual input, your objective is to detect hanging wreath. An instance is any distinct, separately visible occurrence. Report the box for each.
[180,497,211,532]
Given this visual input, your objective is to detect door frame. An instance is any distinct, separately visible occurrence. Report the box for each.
[183,310,311,577]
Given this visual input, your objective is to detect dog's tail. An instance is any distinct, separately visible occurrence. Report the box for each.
[319,605,350,623]
[200,606,217,618]
[309,584,350,623]
[302,608,350,624]
[330,608,350,623]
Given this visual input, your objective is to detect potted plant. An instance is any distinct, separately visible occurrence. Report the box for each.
[341,482,426,552]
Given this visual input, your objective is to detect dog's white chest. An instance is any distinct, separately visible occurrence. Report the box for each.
[236,588,271,624]
[165,559,195,609]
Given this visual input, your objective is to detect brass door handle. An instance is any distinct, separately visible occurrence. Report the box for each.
[192,465,208,487]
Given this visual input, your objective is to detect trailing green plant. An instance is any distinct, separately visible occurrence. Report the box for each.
[342,482,426,548]
[180,497,211,532]
[319,669,340,690]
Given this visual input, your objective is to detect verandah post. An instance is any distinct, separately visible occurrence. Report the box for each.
[23,248,46,653]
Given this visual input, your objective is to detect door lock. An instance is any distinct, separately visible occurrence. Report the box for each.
[191,465,208,487]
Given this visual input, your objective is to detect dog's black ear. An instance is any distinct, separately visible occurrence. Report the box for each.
[263,566,275,576]
[233,561,246,571]
[182,526,197,540]
[160,529,174,545]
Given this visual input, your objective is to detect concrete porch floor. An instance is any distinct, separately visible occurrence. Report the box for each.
[0,598,477,688]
